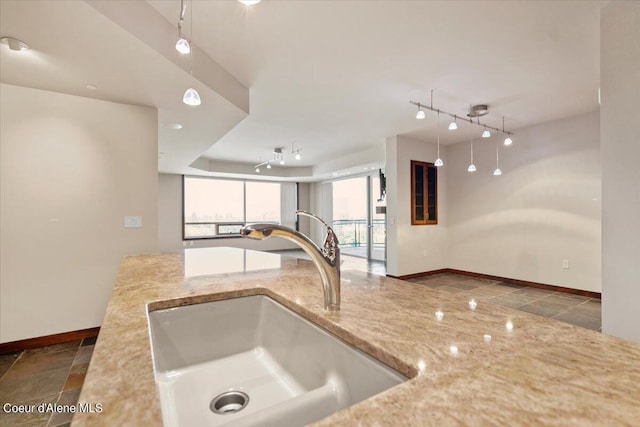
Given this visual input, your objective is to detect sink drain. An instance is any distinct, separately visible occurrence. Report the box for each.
[210,391,250,415]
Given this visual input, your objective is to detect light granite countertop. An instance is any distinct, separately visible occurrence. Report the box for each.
[73,247,640,426]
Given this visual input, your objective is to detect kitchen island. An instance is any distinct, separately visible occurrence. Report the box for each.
[73,247,640,426]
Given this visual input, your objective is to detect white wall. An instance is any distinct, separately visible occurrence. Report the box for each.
[446,112,601,292]
[386,135,448,276]
[158,173,310,252]
[601,2,640,342]
[0,84,158,343]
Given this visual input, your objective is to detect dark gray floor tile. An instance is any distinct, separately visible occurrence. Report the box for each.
[529,295,582,311]
[0,351,21,379]
[72,346,94,366]
[495,281,526,289]
[518,303,564,318]
[0,392,58,427]
[48,388,81,426]
[488,297,525,309]
[511,287,554,298]
[553,310,601,330]
[0,366,70,402]
[567,304,602,320]
[80,336,97,347]
[3,349,76,378]
[551,292,590,302]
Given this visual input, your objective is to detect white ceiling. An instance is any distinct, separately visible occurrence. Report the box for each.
[1,0,604,181]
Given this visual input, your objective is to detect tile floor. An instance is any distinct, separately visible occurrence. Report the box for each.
[406,273,602,331]
[0,337,96,427]
[273,250,602,331]
[0,253,601,427]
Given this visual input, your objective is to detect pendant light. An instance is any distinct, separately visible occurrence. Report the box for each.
[416,105,426,120]
[181,0,201,106]
[175,0,191,54]
[502,117,513,146]
[467,139,476,172]
[435,111,443,167]
[183,88,201,106]
[482,126,491,138]
[448,115,458,131]
[493,143,502,176]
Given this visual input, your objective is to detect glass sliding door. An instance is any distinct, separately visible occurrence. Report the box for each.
[332,174,386,261]
[370,174,386,261]
[332,176,369,258]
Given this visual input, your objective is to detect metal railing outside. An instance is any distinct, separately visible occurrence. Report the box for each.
[332,219,385,248]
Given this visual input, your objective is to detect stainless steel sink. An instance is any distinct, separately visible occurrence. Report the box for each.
[148,295,406,426]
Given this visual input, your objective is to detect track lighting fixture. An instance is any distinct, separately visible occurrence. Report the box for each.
[254,145,302,170]
[435,112,443,167]
[468,140,476,172]
[409,93,514,141]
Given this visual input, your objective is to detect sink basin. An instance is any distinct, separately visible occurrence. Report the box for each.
[148,295,406,426]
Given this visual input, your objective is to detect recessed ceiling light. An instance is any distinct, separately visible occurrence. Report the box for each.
[85,84,97,90]
[162,123,183,130]
[1,37,29,51]
[239,0,261,5]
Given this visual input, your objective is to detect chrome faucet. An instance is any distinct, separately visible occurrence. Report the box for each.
[240,210,341,311]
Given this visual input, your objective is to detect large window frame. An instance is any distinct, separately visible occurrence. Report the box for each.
[410,160,438,225]
[182,176,287,240]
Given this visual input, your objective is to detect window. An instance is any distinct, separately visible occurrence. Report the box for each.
[411,160,437,225]
[183,177,282,239]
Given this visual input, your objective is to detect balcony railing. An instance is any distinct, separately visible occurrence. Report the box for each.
[332,219,385,248]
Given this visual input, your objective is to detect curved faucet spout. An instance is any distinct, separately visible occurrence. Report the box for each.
[241,220,340,311]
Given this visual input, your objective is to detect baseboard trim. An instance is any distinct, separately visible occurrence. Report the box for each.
[387,269,450,280]
[0,327,100,355]
[389,268,601,299]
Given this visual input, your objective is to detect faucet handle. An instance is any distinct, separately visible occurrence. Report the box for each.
[296,210,339,261]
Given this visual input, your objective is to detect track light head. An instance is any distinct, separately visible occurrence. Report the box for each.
[255,167,260,173]
[504,136,513,146]
[183,88,201,106]
[175,38,190,54]
[435,158,444,167]
[448,120,458,130]
[482,128,491,138]
[493,168,502,176]
[467,164,477,172]
[266,163,272,169]
[416,108,426,120]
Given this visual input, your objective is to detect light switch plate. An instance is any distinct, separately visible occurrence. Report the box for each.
[124,216,143,228]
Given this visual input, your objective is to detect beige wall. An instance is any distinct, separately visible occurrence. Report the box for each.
[446,111,601,292]
[601,2,640,342]
[385,135,448,276]
[0,84,159,343]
